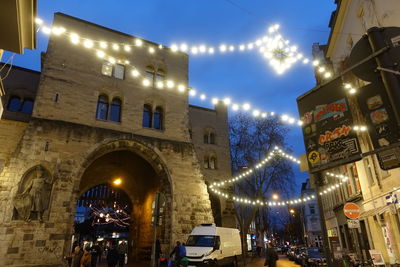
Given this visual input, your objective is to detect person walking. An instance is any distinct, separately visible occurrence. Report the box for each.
[264,243,278,267]
[117,240,128,267]
[72,245,83,267]
[170,241,181,267]
[90,243,101,267]
[107,242,119,267]
[81,247,92,267]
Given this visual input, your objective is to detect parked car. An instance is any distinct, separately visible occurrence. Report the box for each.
[301,247,327,267]
[294,248,307,264]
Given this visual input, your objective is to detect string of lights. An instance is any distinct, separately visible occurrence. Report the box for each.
[89,203,130,228]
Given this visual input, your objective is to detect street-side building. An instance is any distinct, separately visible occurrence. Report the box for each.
[310,0,400,264]
[0,13,234,266]
[300,179,323,247]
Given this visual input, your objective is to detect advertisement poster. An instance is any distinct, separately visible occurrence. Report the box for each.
[297,78,361,173]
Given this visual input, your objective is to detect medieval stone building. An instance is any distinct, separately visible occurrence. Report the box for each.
[0,13,234,266]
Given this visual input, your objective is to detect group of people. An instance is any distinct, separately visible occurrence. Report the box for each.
[69,240,128,267]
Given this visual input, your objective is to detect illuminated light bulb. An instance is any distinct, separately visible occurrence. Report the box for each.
[189,89,197,96]
[223,98,231,105]
[219,45,227,52]
[156,81,164,89]
[131,69,139,77]
[199,45,206,53]
[290,46,298,52]
[268,26,275,33]
[167,80,175,88]
[239,44,245,51]
[232,104,239,111]
[178,84,186,92]
[112,43,119,50]
[52,27,66,35]
[353,125,359,131]
[274,24,280,30]
[360,126,367,131]
[252,110,260,117]
[255,40,262,46]
[281,115,289,121]
[125,60,130,64]
[312,60,320,66]
[35,18,43,25]
[264,52,273,59]
[70,33,80,44]
[159,44,163,49]
[42,26,52,35]
[229,45,235,52]
[84,40,94,48]
[242,103,251,110]
[200,94,206,100]
[261,113,267,118]
[288,118,295,124]
[344,83,352,89]
[180,43,188,52]
[212,98,219,105]
[296,53,303,59]
[349,88,357,94]
[100,41,108,49]
[318,67,326,73]
[142,79,150,87]
[96,50,105,58]
[208,47,215,54]
[171,44,179,52]
[297,120,303,126]
[247,43,254,50]
[270,112,275,116]
[191,47,199,54]
[108,57,116,64]
[124,45,131,52]
[135,39,143,46]
[149,47,155,54]
[303,58,309,64]
[324,72,332,78]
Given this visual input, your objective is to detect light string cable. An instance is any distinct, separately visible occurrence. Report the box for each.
[34,18,304,126]
[209,146,317,206]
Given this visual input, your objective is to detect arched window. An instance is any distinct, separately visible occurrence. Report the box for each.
[145,66,156,86]
[142,104,152,128]
[209,156,217,169]
[153,106,163,130]
[21,99,34,114]
[7,96,21,112]
[96,95,109,120]
[203,133,209,144]
[204,156,210,169]
[209,133,216,144]
[109,98,122,122]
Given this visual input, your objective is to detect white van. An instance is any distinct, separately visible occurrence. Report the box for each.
[185,223,242,266]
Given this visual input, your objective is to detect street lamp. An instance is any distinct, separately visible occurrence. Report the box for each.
[272,194,279,200]
[290,209,295,214]
[113,178,122,186]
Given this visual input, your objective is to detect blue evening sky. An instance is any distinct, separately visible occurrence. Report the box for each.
[3,0,336,194]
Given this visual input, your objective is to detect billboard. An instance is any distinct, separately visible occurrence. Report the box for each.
[297,78,361,173]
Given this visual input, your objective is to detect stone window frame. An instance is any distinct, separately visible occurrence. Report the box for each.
[7,94,35,114]
[96,93,123,123]
[204,152,217,170]
[142,100,166,131]
[145,65,166,87]
[203,128,216,145]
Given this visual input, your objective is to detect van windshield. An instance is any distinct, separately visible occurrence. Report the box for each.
[186,235,216,247]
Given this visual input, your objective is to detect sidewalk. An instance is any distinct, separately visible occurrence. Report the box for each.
[246,255,300,267]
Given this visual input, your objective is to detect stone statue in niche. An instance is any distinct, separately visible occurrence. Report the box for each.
[13,166,53,222]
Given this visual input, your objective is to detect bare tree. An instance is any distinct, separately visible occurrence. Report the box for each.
[229,113,295,258]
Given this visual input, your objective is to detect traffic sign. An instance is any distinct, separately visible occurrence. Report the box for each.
[347,219,360,229]
[344,202,361,219]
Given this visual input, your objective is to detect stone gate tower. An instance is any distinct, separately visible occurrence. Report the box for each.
[0,13,234,266]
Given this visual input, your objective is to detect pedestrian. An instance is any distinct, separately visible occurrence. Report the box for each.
[90,242,101,267]
[256,234,264,257]
[117,240,128,267]
[170,241,181,267]
[71,245,83,267]
[107,242,119,267]
[81,246,92,267]
[264,243,278,267]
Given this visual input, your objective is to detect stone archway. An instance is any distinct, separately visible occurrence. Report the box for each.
[70,139,173,262]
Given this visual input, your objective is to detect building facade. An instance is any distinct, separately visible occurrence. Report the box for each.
[300,179,323,247]
[310,0,400,264]
[0,13,234,266]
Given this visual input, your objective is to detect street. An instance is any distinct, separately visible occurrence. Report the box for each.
[246,255,300,267]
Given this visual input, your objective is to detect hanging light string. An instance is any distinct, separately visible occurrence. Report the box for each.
[319,174,349,196]
[211,146,300,188]
[34,18,303,126]
[89,203,130,227]
[34,18,368,130]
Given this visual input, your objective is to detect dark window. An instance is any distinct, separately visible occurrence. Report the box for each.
[210,133,216,144]
[7,96,21,112]
[204,156,210,169]
[210,156,217,169]
[153,106,163,130]
[20,99,34,114]
[142,104,152,128]
[96,95,109,120]
[109,98,122,122]
[204,133,209,144]
[310,205,315,215]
